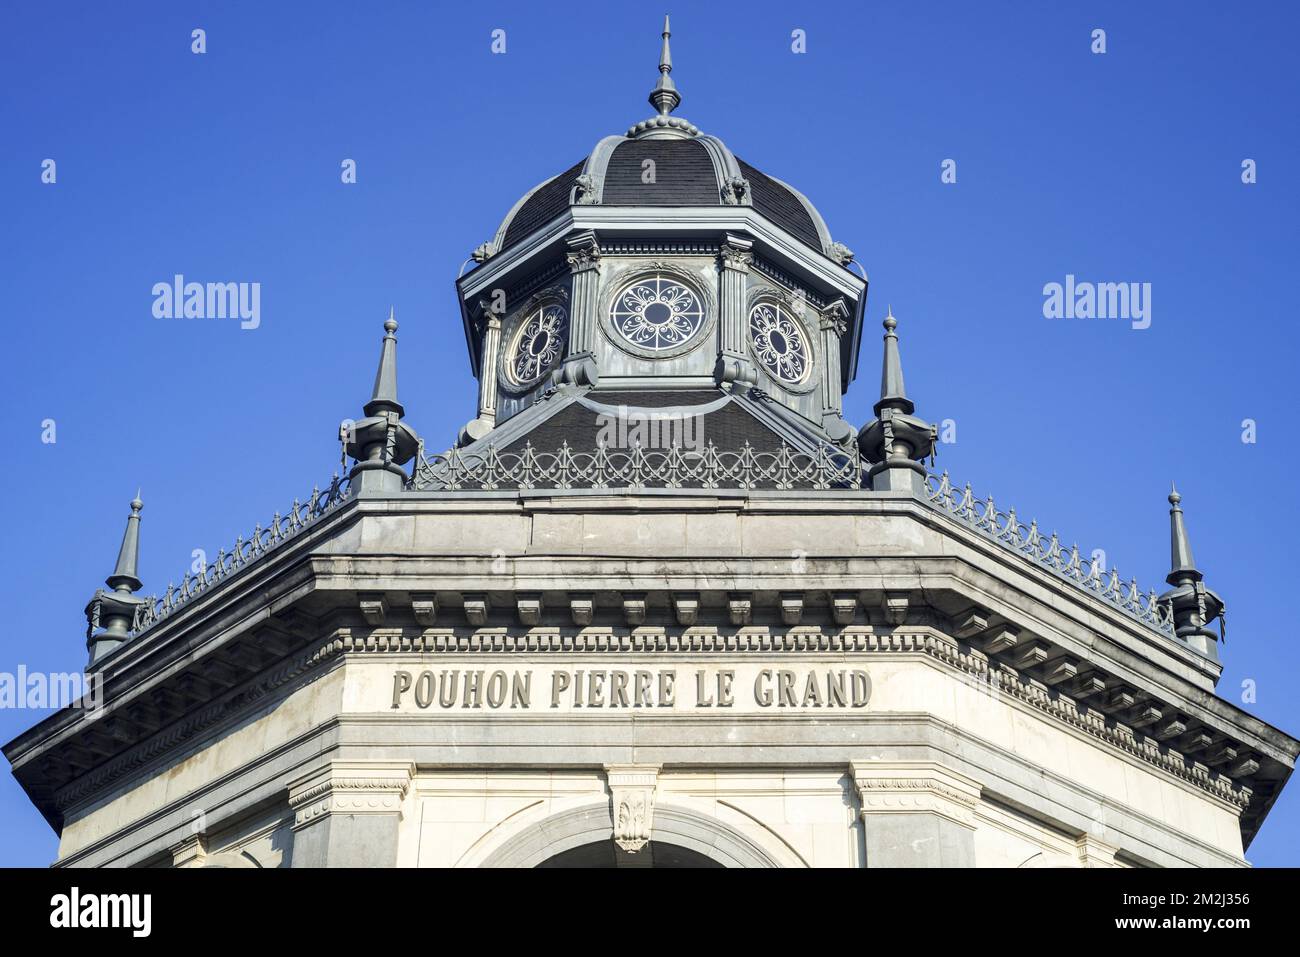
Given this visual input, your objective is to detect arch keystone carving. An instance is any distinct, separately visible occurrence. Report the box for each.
[605,763,661,853]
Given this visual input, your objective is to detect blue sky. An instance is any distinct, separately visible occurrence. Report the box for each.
[1,1,1297,866]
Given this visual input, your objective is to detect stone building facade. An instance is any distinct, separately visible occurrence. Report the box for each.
[6,20,1296,868]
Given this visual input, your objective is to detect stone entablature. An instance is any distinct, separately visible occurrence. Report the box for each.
[45,640,1252,868]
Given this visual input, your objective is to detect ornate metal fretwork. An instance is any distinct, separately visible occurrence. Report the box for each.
[610,274,705,351]
[130,475,353,636]
[410,440,862,491]
[507,304,568,386]
[749,300,811,385]
[923,472,1175,636]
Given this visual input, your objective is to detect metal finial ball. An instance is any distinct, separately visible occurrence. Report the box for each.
[1168,487,1181,506]
[130,496,144,512]
[883,314,897,332]
[384,318,398,334]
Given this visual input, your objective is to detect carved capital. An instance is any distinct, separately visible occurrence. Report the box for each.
[850,761,982,830]
[818,297,850,336]
[287,761,415,830]
[719,242,754,272]
[606,764,661,854]
[565,231,602,273]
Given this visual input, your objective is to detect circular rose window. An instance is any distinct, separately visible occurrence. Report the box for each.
[748,301,810,385]
[610,274,705,352]
[506,303,567,387]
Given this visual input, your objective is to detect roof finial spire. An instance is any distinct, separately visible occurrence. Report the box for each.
[857,307,935,494]
[107,492,145,593]
[1166,482,1199,583]
[1159,484,1226,659]
[86,493,150,664]
[345,310,421,494]
[877,306,913,416]
[648,14,681,117]
[366,308,403,418]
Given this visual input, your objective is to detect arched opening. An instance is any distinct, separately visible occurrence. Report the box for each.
[538,840,724,868]
[472,801,791,868]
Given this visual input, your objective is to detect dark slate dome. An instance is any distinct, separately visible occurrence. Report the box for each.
[490,135,836,259]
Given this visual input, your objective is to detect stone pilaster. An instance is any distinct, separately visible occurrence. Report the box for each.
[605,763,661,854]
[1076,834,1120,868]
[287,760,414,868]
[477,312,502,425]
[558,230,601,386]
[460,306,503,445]
[850,761,981,867]
[714,234,757,388]
[818,298,854,443]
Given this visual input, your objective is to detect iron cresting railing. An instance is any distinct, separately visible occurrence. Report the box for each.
[923,471,1175,636]
[409,438,864,491]
[129,475,353,636]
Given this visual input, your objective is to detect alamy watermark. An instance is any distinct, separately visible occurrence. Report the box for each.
[152,274,260,330]
[1042,274,1151,330]
[595,405,705,453]
[0,666,102,716]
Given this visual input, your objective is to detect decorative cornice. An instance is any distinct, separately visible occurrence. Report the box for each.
[750,256,830,309]
[600,241,720,256]
[45,619,1253,825]
[51,639,338,813]
[321,625,1251,811]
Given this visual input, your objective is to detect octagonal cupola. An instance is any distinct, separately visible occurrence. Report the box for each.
[454,18,868,450]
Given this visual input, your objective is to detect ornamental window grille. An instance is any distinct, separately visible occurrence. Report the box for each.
[610,274,706,351]
[507,303,568,386]
[749,301,810,385]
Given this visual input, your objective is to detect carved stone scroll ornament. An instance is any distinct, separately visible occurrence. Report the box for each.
[605,764,661,853]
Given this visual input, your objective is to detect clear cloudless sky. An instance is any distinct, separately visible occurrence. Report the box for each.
[1,1,1296,866]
